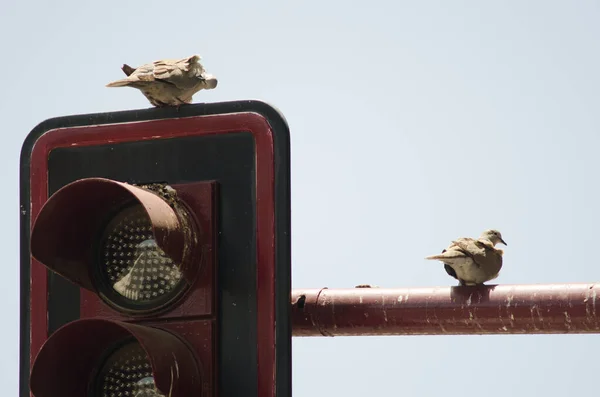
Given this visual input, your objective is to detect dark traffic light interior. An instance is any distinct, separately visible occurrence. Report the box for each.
[47,132,258,396]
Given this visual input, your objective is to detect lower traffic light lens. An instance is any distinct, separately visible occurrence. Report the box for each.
[95,340,164,397]
[97,203,186,312]
[30,318,204,397]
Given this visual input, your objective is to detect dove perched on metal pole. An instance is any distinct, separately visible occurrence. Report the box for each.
[425,229,507,286]
[106,55,218,107]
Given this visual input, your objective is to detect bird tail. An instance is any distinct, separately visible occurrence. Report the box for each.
[106,78,133,88]
[425,251,465,261]
[425,254,445,260]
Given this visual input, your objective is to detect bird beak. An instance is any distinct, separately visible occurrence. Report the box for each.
[500,238,507,246]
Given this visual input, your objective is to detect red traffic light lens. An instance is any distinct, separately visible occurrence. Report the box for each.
[95,203,187,311]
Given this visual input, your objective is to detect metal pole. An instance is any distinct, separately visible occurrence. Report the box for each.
[291,283,600,336]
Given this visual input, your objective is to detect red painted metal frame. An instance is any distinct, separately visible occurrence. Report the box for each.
[28,113,277,397]
[291,284,600,336]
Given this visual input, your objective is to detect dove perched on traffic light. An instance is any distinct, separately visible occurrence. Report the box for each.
[106,55,218,107]
[425,229,507,286]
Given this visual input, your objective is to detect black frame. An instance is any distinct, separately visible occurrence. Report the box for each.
[19,100,292,397]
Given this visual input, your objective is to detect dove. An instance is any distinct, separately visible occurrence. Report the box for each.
[425,229,507,286]
[106,55,218,107]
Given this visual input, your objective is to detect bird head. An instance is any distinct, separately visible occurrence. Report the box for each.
[203,74,218,89]
[480,229,507,246]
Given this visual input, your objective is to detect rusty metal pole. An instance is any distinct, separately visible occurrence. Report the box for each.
[291,283,600,336]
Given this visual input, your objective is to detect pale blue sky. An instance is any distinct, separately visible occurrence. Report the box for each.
[3,1,600,396]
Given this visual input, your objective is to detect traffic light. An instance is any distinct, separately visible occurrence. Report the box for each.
[19,101,292,397]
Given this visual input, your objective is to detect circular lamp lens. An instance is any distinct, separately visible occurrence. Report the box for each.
[97,203,186,312]
[95,340,164,397]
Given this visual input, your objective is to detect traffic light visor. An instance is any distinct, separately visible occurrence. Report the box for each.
[30,177,199,314]
[29,319,202,397]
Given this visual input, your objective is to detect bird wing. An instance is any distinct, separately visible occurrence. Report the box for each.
[450,238,502,271]
[150,55,205,86]
[106,55,208,90]
[116,55,202,83]
[428,237,485,258]
[450,238,488,257]
[105,61,161,87]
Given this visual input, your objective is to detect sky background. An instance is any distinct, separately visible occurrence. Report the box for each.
[3,1,600,396]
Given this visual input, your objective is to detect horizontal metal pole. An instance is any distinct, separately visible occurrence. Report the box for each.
[291,283,600,336]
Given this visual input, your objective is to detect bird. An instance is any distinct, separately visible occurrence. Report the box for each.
[106,55,218,107]
[425,229,507,286]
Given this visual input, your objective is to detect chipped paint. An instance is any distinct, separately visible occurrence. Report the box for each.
[534,305,542,322]
[471,311,484,331]
[593,289,597,318]
[585,288,592,317]
[564,312,572,331]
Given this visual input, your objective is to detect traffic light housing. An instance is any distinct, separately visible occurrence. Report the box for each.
[19,101,292,397]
